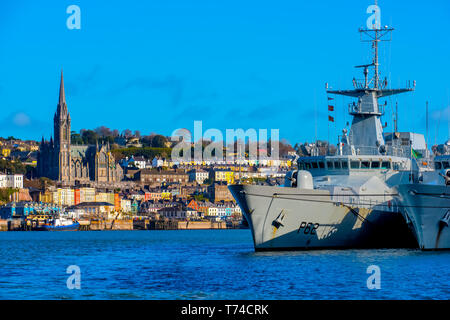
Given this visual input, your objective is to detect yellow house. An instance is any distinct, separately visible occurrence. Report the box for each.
[161,192,172,200]
[1,148,11,157]
[214,170,235,184]
[207,206,218,216]
[39,190,54,203]
[53,188,74,206]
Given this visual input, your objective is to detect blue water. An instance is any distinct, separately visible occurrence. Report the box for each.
[0,230,448,300]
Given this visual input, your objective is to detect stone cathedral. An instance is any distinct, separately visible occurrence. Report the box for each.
[37,71,123,183]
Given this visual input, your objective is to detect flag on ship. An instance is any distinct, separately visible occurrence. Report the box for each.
[328,105,334,111]
[328,116,334,122]
[412,148,422,159]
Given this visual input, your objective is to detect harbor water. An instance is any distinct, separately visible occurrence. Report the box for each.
[0,230,448,300]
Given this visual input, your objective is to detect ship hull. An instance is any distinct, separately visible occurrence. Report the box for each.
[397,184,450,250]
[229,184,415,251]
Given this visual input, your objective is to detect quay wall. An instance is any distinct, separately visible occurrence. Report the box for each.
[177,221,227,230]
[88,219,133,230]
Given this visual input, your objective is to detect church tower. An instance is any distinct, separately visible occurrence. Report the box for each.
[53,70,71,182]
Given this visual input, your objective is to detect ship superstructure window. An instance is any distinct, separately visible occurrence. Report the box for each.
[305,162,311,170]
[318,162,325,169]
[327,161,333,169]
[342,161,348,169]
[350,161,360,169]
[371,161,380,169]
[361,161,370,169]
[381,161,391,169]
[312,162,318,169]
[443,161,450,169]
[435,162,442,170]
[334,161,341,169]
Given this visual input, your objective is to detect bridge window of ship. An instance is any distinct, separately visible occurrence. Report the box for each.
[443,161,450,169]
[435,162,442,170]
[311,162,318,169]
[318,161,325,169]
[327,161,333,169]
[371,161,380,169]
[351,161,360,169]
[381,161,391,169]
[342,161,349,169]
[361,161,370,169]
[334,161,341,169]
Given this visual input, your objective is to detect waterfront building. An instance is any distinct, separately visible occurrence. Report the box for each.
[121,199,132,213]
[37,71,123,183]
[158,203,189,219]
[207,205,218,217]
[0,201,61,219]
[66,202,115,218]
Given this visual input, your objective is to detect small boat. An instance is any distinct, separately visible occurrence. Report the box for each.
[41,217,80,231]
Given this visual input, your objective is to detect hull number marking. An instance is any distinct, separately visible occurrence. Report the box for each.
[297,222,319,235]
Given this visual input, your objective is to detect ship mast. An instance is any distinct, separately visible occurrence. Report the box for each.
[326,2,415,155]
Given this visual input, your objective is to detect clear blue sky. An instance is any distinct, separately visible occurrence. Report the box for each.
[0,0,449,146]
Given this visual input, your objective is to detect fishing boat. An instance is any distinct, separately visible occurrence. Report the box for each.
[41,216,80,231]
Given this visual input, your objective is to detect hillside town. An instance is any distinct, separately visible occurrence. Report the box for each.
[0,72,297,231]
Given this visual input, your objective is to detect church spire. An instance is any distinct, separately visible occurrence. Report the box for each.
[59,69,65,105]
[57,69,68,117]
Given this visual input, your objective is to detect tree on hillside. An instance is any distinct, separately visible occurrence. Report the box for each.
[122,129,133,138]
[152,135,168,148]
[81,130,98,145]
[71,131,83,145]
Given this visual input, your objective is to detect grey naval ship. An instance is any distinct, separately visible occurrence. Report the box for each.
[396,141,450,250]
[229,17,424,251]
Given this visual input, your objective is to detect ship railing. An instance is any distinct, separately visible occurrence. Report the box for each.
[340,145,406,157]
[333,195,398,212]
[352,78,389,90]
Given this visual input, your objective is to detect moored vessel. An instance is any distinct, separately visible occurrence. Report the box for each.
[396,144,450,250]
[229,8,422,251]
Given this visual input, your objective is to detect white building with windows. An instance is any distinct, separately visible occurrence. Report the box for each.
[188,169,209,184]
[0,174,23,189]
[133,156,147,169]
